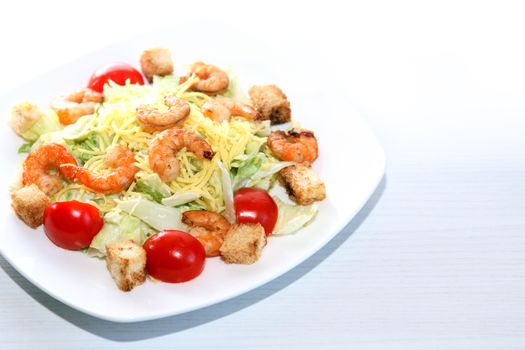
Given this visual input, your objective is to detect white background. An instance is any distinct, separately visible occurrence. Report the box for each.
[1,0,525,349]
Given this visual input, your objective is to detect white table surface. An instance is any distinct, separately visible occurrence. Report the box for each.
[1,1,525,349]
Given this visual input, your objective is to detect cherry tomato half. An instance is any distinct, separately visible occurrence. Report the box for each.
[87,62,144,93]
[143,230,206,283]
[43,201,103,250]
[234,188,278,236]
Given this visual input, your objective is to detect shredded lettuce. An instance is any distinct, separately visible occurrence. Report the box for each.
[17,141,34,154]
[230,139,266,168]
[20,110,61,141]
[62,114,96,141]
[152,75,180,91]
[176,201,206,212]
[135,172,171,204]
[134,173,172,203]
[227,133,294,191]
[217,160,235,223]
[273,198,318,235]
[70,133,98,164]
[136,173,171,195]
[34,130,67,148]
[250,161,295,181]
[255,120,271,137]
[117,198,185,231]
[232,154,263,190]
[88,210,153,257]
[135,180,164,203]
[54,188,97,203]
[230,138,273,190]
[237,154,263,178]
[236,160,295,190]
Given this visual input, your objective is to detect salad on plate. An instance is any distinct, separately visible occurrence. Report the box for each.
[8,48,326,291]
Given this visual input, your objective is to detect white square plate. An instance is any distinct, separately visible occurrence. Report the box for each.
[0,26,385,322]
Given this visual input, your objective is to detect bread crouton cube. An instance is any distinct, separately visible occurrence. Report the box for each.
[11,184,50,228]
[220,224,266,264]
[280,164,326,205]
[106,240,147,292]
[9,101,44,136]
[248,85,291,124]
[140,48,174,82]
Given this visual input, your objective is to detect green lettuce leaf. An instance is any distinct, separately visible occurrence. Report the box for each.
[134,173,171,204]
[117,198,185,231]
[71,133,98,164]
[236,160,295,190]
[237,155,263,178]
[153,75,180,90]
[88,210,153,257]
[176,201,206,212]
[17,141,34,154]
[33,130,68,148]
[135,180,165,203]
[230,139,266,168]
[217,160,235,223]
[254,120,271,137]
[62,114,97,141]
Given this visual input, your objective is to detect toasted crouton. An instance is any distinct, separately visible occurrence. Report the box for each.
[280,164,326,205]
[140,48,174,82]
[11,184,50,228]
[220,224,266,264]
[9,101,44,136]
[248,85,291,124]
[106,240,147,292]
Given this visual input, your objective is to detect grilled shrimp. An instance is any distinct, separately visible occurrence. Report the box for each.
[136,95,190,132]
[51,88,103,125]
[75,145,138,194]
[22,143,78,196]
[182,210,231,257]
[148,128,214,183]
[201,98,261,122]
[267,129,318,164]
[182,62,229,93]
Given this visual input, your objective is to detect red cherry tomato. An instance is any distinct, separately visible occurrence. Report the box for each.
[43,201,103,250]
[143,230,206,283]
[234,188,278,236]
[87,62,144,93]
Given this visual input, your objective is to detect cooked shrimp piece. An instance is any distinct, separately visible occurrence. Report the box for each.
[182,210,231,257]
[51,88,103,125]
[201,98,261,122]
[267,129,318,164]
[22,143,78,196]
[75,145,138,194]
[140,48,173,82]
[182,62,229,93]
[136,95,190,132]
[148,128,214,183]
